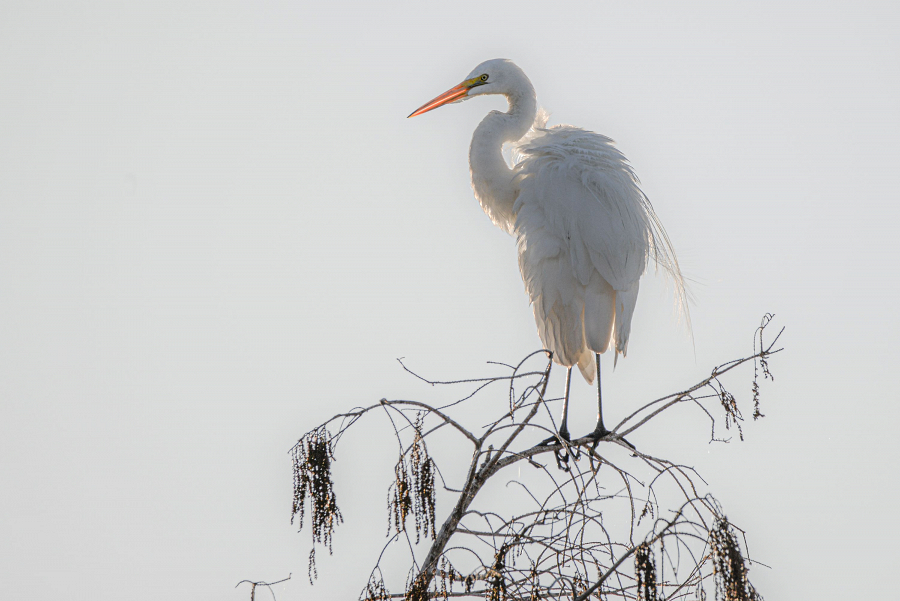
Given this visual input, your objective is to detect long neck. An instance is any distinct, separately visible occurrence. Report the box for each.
[469,84,537,233]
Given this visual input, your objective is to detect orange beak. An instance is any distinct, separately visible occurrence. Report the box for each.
[408,81,471,118]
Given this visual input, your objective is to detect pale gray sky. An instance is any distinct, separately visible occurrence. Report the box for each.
[1,1,898,599]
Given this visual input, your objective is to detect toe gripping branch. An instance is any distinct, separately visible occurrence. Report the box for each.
[537,429,634,471]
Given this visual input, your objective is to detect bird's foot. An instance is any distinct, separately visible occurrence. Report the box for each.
[538,428,570,447]
[583,426,636,452]
[538,429,578,471]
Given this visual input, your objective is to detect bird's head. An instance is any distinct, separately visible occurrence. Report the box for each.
[408,59,530,118]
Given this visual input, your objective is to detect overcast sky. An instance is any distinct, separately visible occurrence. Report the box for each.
[2,1,899,599]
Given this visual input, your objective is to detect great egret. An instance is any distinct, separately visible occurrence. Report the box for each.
[409,59,687,446]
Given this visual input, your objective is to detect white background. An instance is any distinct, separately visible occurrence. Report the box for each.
[1,1,898,599]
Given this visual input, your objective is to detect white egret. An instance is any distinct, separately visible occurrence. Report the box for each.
[409,59,687,446]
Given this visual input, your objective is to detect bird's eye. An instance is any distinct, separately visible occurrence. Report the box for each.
[480,74,489,82]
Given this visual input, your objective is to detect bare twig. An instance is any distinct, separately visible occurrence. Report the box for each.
[235,574,291,601]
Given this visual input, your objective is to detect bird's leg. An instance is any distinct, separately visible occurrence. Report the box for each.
[538,367,576,469]
[593,353,609,437]
[559,366,572,441]
[539,367,573,446]
[586,353,635,451]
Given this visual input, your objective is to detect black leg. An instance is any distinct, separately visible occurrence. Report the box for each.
[585,353,635,451]
[540,367,573,446]
[592,353,610,437]
[559,367,572,440]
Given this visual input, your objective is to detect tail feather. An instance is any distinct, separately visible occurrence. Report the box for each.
[583,273,616,355]
[576,348,596,383]
[612,282,640,368]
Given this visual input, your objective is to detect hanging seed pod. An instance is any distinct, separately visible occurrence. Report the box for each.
[290,428,343,581]
[404,571,431,601]
[361,572,390,601]
[635,542,659,601]
[486,543,510,601]
[709,517,762,601]
[388,413,436,543]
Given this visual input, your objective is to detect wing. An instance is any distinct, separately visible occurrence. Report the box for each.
[511,124,687,380]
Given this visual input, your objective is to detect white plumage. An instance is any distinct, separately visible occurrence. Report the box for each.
[511,119,685,382]
[410,59,686,439]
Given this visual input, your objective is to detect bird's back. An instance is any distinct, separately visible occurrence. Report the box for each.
[510,123,685,382]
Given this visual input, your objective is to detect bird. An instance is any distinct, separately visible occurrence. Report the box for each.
[408,59,687,447]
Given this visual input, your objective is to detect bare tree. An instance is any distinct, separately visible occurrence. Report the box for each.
[291,315,781,600]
